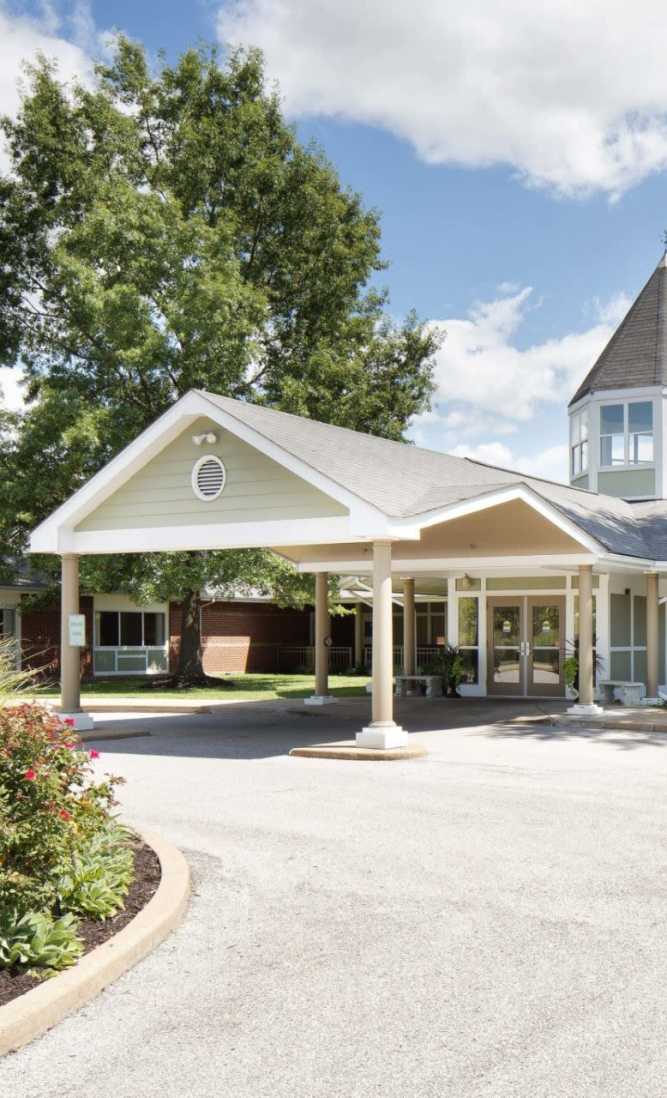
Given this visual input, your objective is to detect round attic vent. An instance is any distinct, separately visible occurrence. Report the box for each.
[192,455,226,501]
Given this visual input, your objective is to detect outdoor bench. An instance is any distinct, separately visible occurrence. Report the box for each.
[394,674,443,698]
[598,680,645,706]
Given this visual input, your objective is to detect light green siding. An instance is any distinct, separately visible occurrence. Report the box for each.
[571,474,589,489]
[597,468,655,498]
[77,417,348,531]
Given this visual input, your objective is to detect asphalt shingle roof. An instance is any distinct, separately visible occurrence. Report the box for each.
[569,254,667,406]
[199,391,667,561]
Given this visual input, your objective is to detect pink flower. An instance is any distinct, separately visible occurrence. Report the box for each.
[23,769,37,781]
[89,749,100,760]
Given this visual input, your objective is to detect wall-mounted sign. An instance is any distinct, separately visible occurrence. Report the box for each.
[68,613,86,647]
[502,620,512,634]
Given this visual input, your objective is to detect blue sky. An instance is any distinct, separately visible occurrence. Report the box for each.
[2,0,667,481]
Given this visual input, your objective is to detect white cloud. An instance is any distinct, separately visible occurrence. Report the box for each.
[219,0,667,197]
[449,441,570,485]
[406,283,630,482]
[0,366,25,412]
[424,286,630,425]
[0,3,95,171]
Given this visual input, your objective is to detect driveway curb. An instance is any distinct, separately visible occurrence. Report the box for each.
[0,829,190,1057]
[290,740,427,761]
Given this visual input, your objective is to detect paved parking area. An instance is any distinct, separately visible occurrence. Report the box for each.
[3,698,667,1097]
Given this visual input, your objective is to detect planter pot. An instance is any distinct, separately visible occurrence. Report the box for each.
[565,684,579,701]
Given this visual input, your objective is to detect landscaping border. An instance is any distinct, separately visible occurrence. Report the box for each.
[0,829,190,1057]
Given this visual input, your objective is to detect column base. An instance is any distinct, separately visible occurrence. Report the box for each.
[566,703,604,719]
[59,711,95,732]
[304,695,336,706]
[356,722,408,749]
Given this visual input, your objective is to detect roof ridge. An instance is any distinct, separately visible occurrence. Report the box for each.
[462,457,597,496]
[199,389,486,465]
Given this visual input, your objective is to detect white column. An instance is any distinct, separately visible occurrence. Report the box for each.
[60,554,94,731]
[403,578,416,675]
[304,572,335,705]
[354,601,364,669]
[645,572,660,704]
[567,564,603,717]
[357,542,408,748]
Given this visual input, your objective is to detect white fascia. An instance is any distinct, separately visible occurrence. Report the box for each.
[30,390,392,554]
[296,553,600,574]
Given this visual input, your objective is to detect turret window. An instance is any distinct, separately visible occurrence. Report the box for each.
[600,404,625,465]
[570,410,588,476]
[599,401,653,467]
[628,401,653,463]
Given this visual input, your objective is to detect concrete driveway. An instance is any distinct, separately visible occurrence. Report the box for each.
[3,697,667,1097]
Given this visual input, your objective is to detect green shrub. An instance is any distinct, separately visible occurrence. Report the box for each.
[57,825,134,919]
[0,703,124,916]
[0,686,133,976]
[0,909,83,973]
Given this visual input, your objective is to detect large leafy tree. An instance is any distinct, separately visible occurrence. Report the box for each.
[0,39,437,682]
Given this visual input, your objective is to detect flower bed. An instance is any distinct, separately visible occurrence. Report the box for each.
[0,701,155,1003]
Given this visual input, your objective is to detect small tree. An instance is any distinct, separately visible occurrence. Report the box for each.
[0,41,439,682]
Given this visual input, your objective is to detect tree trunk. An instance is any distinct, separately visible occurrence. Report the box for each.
[175,589,207,686]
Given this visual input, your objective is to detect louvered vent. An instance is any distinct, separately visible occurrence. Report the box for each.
[192,455,226,501]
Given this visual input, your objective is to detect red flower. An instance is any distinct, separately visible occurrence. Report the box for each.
[64,718,75,727]
[59,808,72,821]
[89,749,100,759]
[23,769,37,781]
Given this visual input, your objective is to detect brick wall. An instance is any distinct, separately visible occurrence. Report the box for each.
[21,595,93,680]
[170,599,316,675]
[21,595,356,679]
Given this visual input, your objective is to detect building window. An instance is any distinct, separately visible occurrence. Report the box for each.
[416,601,447,648]
[0,608,16,640]
[600,401,654,467]
[458,596,479,684]
[570,410,589,476]
[95,610,166,648]
[628,401,654,464]
[600,404,625,466]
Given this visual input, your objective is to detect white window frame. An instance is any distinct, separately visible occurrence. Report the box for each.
[570,409,589,477]
[599,399,655,470]
[93,609,168,676]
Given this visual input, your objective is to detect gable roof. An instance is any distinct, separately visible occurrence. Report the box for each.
[30,387,667,563]
[569,254,667,406]
[198,392,664,560]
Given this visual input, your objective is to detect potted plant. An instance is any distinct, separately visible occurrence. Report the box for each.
[563,639,604,701]
[422,646,467,697]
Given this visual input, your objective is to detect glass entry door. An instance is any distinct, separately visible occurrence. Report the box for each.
[526,597,564,697]
[487,596,565,697]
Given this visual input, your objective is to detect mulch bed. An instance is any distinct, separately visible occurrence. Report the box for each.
[0,840,161,1009]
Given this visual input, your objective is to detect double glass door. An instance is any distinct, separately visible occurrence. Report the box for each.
[487,596,565,697]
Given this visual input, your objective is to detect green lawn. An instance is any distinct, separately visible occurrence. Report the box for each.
[37,672,371,702]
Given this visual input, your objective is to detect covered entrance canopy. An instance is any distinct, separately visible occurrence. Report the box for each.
[30,390,667,745]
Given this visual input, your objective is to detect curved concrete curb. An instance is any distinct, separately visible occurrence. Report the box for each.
[0,830,190,1057]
